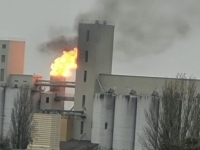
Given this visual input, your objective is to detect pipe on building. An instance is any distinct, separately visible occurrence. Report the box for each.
[1,87,6,136]
[96,78,104,92]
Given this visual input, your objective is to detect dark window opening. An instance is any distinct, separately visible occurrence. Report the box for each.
[83,71,87,82]
[82,95,85,108]
[105,122,108,130]
[14,80,18,82]
[2,44,6,49]
[1,55,5,62]
[86,30,90,41]
[80,121,84,134]
[0,69,4,81]
[85,51,88,62]
[23,81,27,82]
[46,97,49,103]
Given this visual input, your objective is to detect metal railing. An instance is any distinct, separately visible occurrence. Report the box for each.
[0,37,26,42]
[79,19,115,26]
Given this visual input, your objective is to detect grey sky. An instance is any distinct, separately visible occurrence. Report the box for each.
[0,0,200,80]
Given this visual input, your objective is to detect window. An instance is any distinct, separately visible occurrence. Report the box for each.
[23,81,27,82]
[105,122,108,130]
[85,51,88,62]
[82,95,85,108]
[1,55,5,62]
[80,121,84,134]
[2,44,6,49]
[86,30,90,41]
[14,80,18,82]
[0,69,4,81]
[83,71,87,82]
[46,97,49,103]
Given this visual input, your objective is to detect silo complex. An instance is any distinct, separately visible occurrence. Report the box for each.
[91,93,115,149]
[112,95,137,150]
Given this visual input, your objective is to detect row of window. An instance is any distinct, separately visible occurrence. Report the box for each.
[14,80,27,83]
[80,29,89,135]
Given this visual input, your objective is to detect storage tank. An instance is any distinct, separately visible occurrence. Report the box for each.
[3,88,19,135]
[112,94,137,150]
[134,94,160,150]
[91,93,115,149]
[0,87,4,135]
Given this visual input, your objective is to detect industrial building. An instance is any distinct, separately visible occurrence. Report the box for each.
[1,20,200,150]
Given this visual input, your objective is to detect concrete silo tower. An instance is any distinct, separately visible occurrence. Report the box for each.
[73,20,115,140]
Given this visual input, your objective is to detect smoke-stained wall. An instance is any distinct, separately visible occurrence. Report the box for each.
[91,92,160,150]
[91,93,115,149]
[112,94,137,150]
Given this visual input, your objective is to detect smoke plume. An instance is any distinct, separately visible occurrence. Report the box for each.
[41,0,200,59]
[76,0,200,59]
[39,36,77,53]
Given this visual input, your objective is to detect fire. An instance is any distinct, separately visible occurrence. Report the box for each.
[50,47,78,77]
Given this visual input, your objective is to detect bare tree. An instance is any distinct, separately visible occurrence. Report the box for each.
[0,135,11,150]
[10,86,35,149]
[140,74,200,150]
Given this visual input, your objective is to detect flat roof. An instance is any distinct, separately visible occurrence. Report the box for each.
[10,74,42,77]
[99,73,200,81]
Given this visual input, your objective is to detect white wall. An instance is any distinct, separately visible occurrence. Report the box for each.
[3,88,19,136]
[74,22,114,140]
[0,87,4,135]
[91,93,115,149]
[0,40,10,84]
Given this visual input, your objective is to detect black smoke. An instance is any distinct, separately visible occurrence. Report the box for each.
[76,0,200,59]
[41,0,200,59]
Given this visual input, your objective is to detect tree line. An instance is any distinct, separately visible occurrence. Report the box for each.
[0,86,34,150]
[140,74,200,150]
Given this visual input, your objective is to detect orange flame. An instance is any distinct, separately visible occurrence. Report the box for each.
[50,47,78,77]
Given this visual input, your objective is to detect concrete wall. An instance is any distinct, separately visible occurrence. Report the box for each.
[74,21,114,140]
[3,88,19,136]
[0,40,10,84]
[134,96,153,150]
[40,92,64,110]
[112,95,137,150]
[1,86,41,136]
[0,87,4,135]
[0,40,25,85]
[8,41,25,75]
[91,93,115,149]
[8,74,35,88]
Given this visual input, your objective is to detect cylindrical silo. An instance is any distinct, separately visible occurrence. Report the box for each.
[112,94,137,150]
[134,94,160,150]
[0,87,4,135]
[3,88,19,136]
[91,93,115,149]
